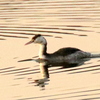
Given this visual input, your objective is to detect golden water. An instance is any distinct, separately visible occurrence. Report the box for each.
[0,0,100,100]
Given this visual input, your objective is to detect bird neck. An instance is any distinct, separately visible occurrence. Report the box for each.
[39,43,47,58]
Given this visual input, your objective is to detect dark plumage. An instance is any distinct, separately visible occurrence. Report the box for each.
[51,47,81,56]
[32,34,41,40]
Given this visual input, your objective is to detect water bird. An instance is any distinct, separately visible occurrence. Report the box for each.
[25,34,100,79]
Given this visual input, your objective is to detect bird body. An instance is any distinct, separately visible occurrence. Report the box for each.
[25,34,100,79]
[43,47,91,67]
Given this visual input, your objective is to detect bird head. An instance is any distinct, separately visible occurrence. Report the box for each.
[25,34,47,45]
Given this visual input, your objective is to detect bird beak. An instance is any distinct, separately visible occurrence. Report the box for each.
[25,40,33,45]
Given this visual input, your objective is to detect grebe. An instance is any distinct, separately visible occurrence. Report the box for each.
[25,34,100,79]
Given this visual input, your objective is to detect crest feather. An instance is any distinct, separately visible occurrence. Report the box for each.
[32,34,41,40]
